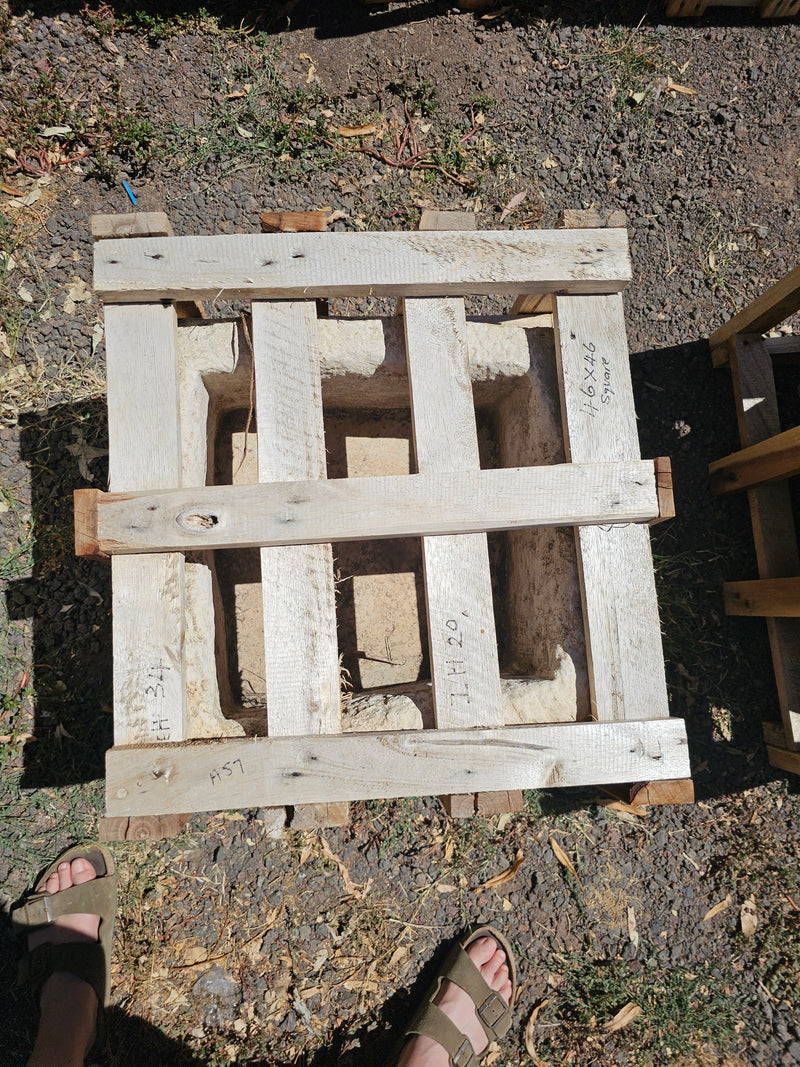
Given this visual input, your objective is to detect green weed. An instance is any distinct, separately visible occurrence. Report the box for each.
[532,946,738,1065]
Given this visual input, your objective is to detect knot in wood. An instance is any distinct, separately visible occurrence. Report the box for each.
[176,508,221,533]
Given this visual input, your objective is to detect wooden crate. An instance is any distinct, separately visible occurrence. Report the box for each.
[667,0,800,16]
[708,264,800,772]
[78,214,690,838]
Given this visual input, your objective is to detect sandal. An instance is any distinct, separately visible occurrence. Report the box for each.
[402,925,517,1067]
[11,843,117,1010]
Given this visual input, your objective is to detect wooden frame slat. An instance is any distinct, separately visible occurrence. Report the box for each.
[105,303,187,745]
[405,295,503,728]
[105,719,691,817]
[710,264,800,363]
[709,424,800,495]
[252,300,340,737]
[553,293,669,723]
[75,460,662,556]
[725,577,800,617]
[728,334,800,747]
[93,229,632,303]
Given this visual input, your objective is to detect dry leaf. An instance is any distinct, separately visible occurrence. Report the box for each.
[20,186,41,206]
[0,329,11,358]
[478,849,524,892]
[319,835,372,899]
[523,999,550,1065]
[604,1002,643,1033]
[236,125,253,139]
[63,277,91,315]
[499,188,528,223]
[17,284,34,303]
[541,156,558,169]
[702,893,732,922]
[627,906,639,952]
[336,124,379,138]
[497,812,513,832]
[604,800,648,817]
[1,182,25,196]
[549,834,578,880]
[66,434,108,482]
[40,126,72,137]
[436,883,457,893]
[666,76,698,96]
[299,52,317,84]
[741,897,758,938]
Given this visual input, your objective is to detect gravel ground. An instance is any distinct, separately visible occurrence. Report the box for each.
[2,2,800,1064]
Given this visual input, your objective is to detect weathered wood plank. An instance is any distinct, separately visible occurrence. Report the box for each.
[104,719,691,817]
[93,229,632,302]
[92,212,173,240]
[710,264,800,355]
[725,577,800,617]
[553,293,669,722]
[405,296,503,729]
[105,303,187,745]
[260,210,329,233]
[710,424,800,495]
[729,333,800,747]
[92,213,205,320]
[252,300,340,737]
[77,461,662,555]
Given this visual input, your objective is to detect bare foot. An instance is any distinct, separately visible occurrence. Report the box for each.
[398,936,513,1067]
[26,857,101,1067]
[28,857,101,953]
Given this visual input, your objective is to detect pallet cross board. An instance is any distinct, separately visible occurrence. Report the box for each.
[708,259,800,769]
[84,218,689,829]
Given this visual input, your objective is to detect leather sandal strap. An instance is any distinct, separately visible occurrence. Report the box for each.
[18,941,106,1008]
[12,876,116,932]
[446,942,513,1042]
[406,1003,478,1067]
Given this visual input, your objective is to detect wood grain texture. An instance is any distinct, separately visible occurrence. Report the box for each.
[405,296,503,729]
[710,265,800,350]
[92,212,173,240]
[554,293,669,723]
[80,461,662,554]
[725,577,800,617]
[252,300,340,737]
[652,456,675,524]
[98,814,189,841]
[729,333,800,747]
[260,210,329,233]
[104,718,691,816]
[710,425,800,495]
[105,303,187,745]
[93,229,632,302]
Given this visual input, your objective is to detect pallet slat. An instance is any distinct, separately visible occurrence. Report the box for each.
[727,334,800,748]
[252,301,340,737]
[725,577,800,617]
[709,424,800,494]
[93,229,632,303]
[405,295,503,729]
[553,294,669,723]
[75,461,663,556]
[105,719,691,817]
[105,303,187,745]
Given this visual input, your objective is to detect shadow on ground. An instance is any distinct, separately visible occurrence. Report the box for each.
[7,0,797,39]
[4,400,113,789]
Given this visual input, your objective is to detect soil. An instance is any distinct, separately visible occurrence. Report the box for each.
[2,1,800,1065]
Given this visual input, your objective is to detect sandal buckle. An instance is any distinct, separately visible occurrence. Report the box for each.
[477,990,506,1029]
[452,1036,476,1067]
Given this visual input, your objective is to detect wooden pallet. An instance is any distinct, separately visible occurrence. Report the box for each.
[708,264,800,772]
[667,0,800,16]
[79,214,690,837]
